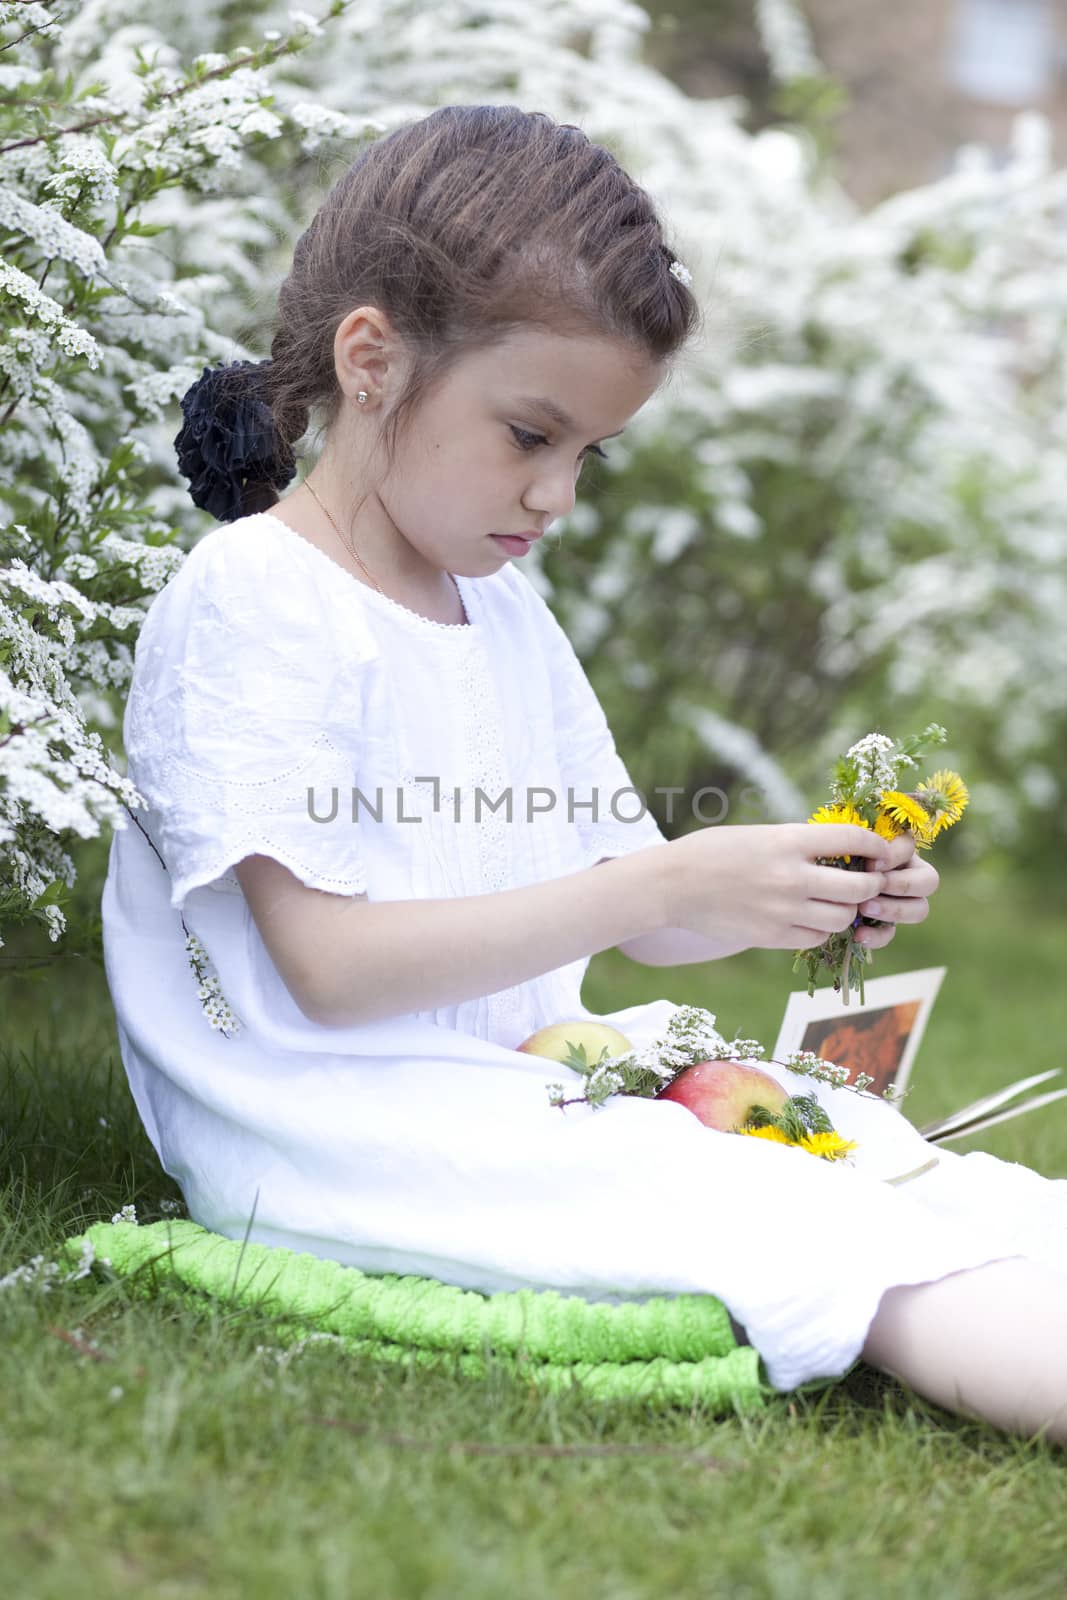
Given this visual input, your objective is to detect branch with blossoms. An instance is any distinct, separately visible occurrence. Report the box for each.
[544,1003,906,1115]
[122,806,243,1037]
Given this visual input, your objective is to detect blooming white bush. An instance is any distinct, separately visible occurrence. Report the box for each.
[0,0,383,950]
[3,0,1066,963]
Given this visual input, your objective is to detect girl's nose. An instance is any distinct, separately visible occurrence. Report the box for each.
[524,463,579,523]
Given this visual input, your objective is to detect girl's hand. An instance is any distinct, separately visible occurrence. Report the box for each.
[659,823,892,952]
[853,834,940,951]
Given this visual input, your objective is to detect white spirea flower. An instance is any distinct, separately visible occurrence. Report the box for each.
[841,732,898,798]
[0,257,101,364]
[0,1235,99,1290]
[0,4,59,30]
[0,1253,62,1291]
[754,0,823,83]
[288,9,323,34]
[184,931,243,1035]
[64,1239,102,1278]
[282,102,373,153]
[40,138,120,209]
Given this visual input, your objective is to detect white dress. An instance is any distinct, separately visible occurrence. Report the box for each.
[101,510,1067,1393]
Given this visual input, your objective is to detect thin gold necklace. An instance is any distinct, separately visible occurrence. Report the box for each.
[302,474,467,623]
[303,476,386,597]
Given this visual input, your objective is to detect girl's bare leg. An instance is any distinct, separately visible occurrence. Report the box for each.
[861,1257,1067,1445]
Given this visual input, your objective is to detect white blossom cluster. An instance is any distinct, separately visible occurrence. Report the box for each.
[0,258,101,367]
[783,1049,849,1087]
[781,1050,906,1102]
[0,550,147,944]
[839,732,900,798]
[40,135,122,210]
[754,0,822,84]
[184,931,243,1035]
[0,1233,110,1292]
[639,1004,732,1074]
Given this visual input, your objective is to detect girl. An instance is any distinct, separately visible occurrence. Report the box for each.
[102,105,1067,1446]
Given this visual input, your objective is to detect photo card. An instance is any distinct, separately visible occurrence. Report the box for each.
[770,966,947,1101]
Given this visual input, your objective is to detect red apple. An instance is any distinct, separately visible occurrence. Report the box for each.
[517,1019,633,1069]
[656,1059,790,1132]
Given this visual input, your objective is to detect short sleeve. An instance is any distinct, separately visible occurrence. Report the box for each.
[521,575,669,870]
[122,521,382,910]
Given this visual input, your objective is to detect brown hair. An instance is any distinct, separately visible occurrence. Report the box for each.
[252,104,699,518]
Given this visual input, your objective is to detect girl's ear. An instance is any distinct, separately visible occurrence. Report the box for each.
[333,304,399,402]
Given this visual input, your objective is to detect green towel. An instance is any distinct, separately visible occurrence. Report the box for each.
[60,1219,770,1412]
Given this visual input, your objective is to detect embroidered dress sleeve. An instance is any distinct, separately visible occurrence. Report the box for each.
[526,579,668,869]
[123,526,380,910]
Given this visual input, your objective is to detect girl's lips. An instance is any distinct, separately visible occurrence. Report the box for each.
[490,533,534,556]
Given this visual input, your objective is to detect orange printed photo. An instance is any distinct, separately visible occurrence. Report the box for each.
[771,967,946,1102]
[799,1001,922,1100]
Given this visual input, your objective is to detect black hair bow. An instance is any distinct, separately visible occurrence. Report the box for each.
[174,358,297,523]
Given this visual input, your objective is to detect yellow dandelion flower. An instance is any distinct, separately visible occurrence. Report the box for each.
[796,1130,858,1161]
[808,803,870,861]
[808,802,868,829]
[740,1125,793,1147]
[878,791,935,848]
[915,769,969,838]
[873,812,904,841]
[740,1126,858,1161]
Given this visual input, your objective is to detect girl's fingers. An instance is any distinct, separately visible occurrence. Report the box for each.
[809,862,888,902]
[880,833,917,870]
[881,860,940,898]
[857,895,931,925]
[855,922,897,949]
[803,823,890,867]
[805,899,870,935]
[790,925,840,949]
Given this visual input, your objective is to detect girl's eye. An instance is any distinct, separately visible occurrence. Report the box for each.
[509,425,546,451]
[509,424,608,461]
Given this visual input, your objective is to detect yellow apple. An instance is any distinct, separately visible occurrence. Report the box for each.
[516,1019,633,1070]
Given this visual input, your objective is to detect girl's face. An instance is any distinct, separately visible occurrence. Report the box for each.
[336,319,665,584]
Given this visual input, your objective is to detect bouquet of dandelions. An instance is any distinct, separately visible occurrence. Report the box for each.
[543,1005,914,1168]
[799,724,969,1006]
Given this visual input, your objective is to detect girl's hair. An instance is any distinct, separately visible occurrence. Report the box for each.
[247,104,700,518]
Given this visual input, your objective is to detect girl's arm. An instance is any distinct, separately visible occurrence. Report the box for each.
[234,844,672,1029]
[236,820,892,1028]
[614,926,751,965]
[591,862,748,964]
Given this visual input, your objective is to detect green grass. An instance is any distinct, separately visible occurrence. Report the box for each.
[2,872,1065,1597]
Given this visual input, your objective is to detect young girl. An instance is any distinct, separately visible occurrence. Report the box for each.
[102,104,1067,1446]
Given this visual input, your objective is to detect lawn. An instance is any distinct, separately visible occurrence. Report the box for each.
[2,869,1064,1598]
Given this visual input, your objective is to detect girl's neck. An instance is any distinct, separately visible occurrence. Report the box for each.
[271,484,467,626]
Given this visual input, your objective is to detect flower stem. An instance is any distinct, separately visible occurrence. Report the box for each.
[840,930,853,1006]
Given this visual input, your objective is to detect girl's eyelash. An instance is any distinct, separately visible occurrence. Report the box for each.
[509,424,608,460]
